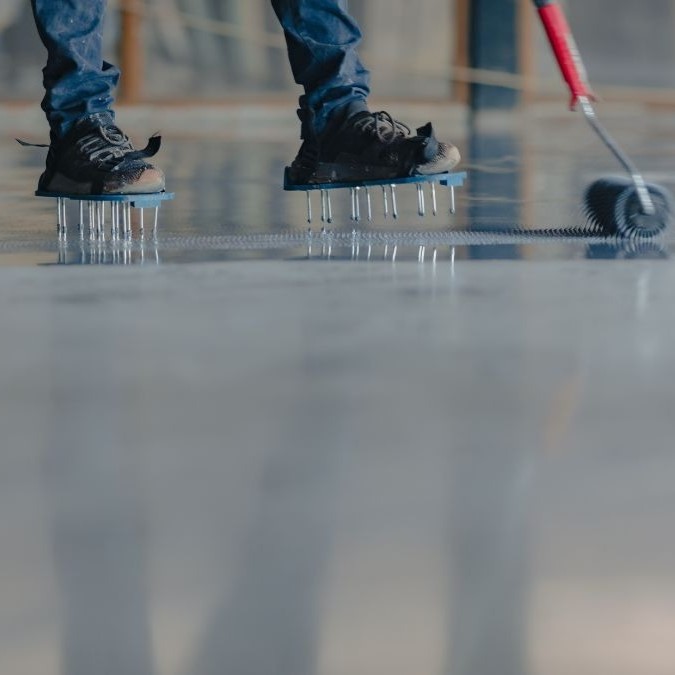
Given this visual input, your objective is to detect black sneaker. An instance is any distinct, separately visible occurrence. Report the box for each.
[287,108,461,185]
[36,112,165,195]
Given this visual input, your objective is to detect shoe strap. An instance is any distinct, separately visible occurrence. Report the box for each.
[127,134,162,160]
[16,138,49,149]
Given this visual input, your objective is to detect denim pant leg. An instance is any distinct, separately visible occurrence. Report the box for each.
[30,0,119,141]
[270,0,371,134]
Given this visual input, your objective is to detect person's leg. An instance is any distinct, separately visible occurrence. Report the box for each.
[270,0,370,135]
[30,0,119,142]
[28,0,164,194]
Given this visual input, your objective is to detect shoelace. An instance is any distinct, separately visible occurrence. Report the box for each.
[76,124,135,168]
[351,111,411,143]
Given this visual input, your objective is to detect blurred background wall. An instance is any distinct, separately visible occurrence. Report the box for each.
[1,0,675,106]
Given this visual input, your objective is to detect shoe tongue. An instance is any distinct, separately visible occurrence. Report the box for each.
[328,109,370,137]
[76,111,116,133]
[341,110,373,129]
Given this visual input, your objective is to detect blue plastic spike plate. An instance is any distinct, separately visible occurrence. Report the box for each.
[35,191,175,208]
[283,169,467,192]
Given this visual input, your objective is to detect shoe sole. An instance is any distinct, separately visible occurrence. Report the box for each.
[289,144,462,186]
[41,167,166,195]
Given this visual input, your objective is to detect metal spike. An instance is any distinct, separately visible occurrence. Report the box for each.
[112,202,118,239]
[355,187,361,222]
[88,201,94,239]
[306,191,312,223]
[366,187,372,221]
[78,201,84,235]
[153,206,159,238]
[58,197,68,237]
[350,188,357,221]
[320,190,326,223]
[431,182,438,216]
[391,185,398,219]
[307,227,313,258]
[351,228,357,259]
[384,244,389,259]
[392,245,398,262]
[60,201,68,241]
[417,184,426,217]
[367,244,372,260]
[97,202,103,240]
[450,185,456,214]
[140,208,145,237]
[326,191,333,223]
[433,248,438,263]
[122,201,128,237]
[382,185,389,218]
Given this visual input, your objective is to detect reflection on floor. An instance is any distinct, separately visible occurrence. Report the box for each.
[2,105,675,675]
[3,103,675,265]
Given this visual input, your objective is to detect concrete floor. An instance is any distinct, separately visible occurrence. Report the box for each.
[2,103,675,675]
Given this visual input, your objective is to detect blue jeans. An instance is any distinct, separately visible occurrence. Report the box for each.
[30,0,370,141]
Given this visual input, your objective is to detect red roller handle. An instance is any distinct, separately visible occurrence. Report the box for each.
[537,2,595,109]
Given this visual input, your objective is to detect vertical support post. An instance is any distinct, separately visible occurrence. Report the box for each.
[452,0,471,104]
[518,0,535,105]
[469,0,521,110]
[467,129,521,259]
[118,0,143,103]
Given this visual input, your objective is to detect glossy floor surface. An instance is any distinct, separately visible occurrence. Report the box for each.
[2,104,675,675]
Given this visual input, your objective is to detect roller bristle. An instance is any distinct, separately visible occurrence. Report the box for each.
[582,177,632,235]
[583,177,673,238]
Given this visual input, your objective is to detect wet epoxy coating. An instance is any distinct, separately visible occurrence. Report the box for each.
[4,103,675,264]
[2,105,675,675]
